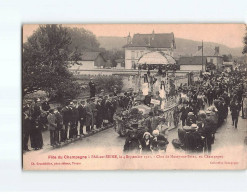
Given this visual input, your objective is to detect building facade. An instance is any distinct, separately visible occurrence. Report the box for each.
[69,52,106,70]
[123,31,176,69]
[193,46,223,70]
[178,56,207,71]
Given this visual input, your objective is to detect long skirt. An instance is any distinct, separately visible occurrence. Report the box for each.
[30,124,43,149]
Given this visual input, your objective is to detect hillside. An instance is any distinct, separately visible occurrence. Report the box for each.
[98,36,126,50]
[97,36,243,57]
[174,38,243,57]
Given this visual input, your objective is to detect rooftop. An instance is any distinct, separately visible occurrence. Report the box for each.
[79,52,106,61]
[178,56,207,65]
[193,46,221,57]
[138,51,176,65]
[124,32,175,48]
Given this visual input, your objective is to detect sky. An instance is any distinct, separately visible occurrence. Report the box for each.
[23,24,246,48]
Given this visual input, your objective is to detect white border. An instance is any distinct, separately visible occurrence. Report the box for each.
[0,0,246,192]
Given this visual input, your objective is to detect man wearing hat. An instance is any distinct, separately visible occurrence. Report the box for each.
[29,98,41,121]
[201,119,214,153]
[70,101,79,139]
[123,123,141,153]
[85,99,93,133]
[55,107,63,144]
[107,96,115,124]
[78,100,86,135]
[230,99,241,128]
[180,103,190,126]
[144,91,152,106]
[47,109,57,146]
[61,102,72,141]
[95,98,103,129]
[151,130,169,153]
[186,112,197,126]
[89,97,97,130]
[242,93,247,119]
[89,78,96,98]
[144,112,159,134]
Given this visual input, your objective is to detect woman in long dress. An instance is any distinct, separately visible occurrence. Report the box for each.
[30,116,43,150]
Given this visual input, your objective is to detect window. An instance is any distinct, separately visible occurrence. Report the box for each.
[131,51,135,59]
[136,51,139,58]
[210,59,213,63]
[131,61,135,69]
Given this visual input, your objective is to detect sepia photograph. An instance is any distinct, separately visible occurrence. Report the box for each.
[22,24,247,170]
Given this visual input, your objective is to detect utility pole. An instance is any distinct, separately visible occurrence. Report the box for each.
[202,40,204,71]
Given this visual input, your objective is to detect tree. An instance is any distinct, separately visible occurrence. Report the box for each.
[67,27,100,52]
[243,25,247,54]
[94,75,123,94]
[23,24,81,101]
[100,49,125,68]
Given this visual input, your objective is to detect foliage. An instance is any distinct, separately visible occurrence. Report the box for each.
[243,25,247,54]
[100,48,125,67]
[93,75,123,94]
[67,27,100,53]
[222,54,233,62]
[23,24,81,102]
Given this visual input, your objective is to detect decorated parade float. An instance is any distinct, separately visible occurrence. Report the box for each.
[114,51,190,136]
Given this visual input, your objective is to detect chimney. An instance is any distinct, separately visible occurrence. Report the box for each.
[215,46,220,56]
[152,30,155,40]
[127,32,131,44]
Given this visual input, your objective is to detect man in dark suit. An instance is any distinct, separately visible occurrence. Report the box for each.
[78,100,86,135]
[95,98,103,129]
[230,100,241,128]
[89,78,96,98]
[85,99,93,133]
[61,103,72,141]
[180,103,190,126]
[144,91,152,106]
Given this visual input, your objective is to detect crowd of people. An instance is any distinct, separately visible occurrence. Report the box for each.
[22,79,137,152]
[23,70,246,154]
[121,70,247,154]
[22,94,123,151]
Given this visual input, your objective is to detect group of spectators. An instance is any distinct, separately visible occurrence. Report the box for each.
[22,94,122,151]
[122,70,246,154]
[176,70,246,153]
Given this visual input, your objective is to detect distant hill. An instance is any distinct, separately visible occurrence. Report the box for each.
[98,36,126,50]
[174,38,243,58]
[97,36,243,57]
